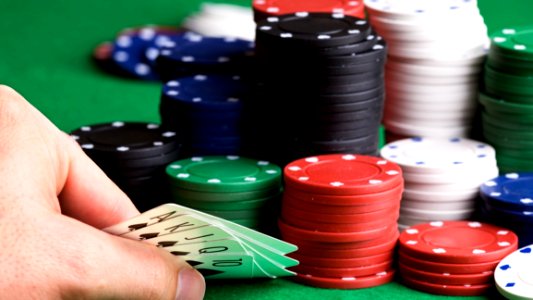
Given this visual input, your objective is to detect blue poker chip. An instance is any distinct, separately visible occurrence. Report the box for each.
[480,173,533,210]
[143,32,198,68]
[111,27,189,80]
[161,74,248,111]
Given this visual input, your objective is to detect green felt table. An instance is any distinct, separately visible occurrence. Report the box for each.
[1,0,531,299]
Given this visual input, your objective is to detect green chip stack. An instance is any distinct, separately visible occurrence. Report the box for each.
[165,155,283,231]
[479,26,533,172]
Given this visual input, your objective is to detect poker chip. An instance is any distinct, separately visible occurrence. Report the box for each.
[252,0,365,22]
[365,0,488,139]
[398,251,500,275]
[400,275,492,297]
[291,260,393,278]
[494,244,533,300]
[399,263,494,286]
[283,154,402,196]
[70,121,181,211]
[155,35,255,80]
[399,221,518,264]
[292,269,395,289]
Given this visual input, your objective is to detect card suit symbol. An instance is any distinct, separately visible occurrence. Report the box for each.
[170,251,190,256]
[196,268,225,277]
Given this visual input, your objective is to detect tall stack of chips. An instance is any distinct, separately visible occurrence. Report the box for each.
[398,221,518,296]
[165,155,283,231]
[251,12,387,165]
[479,25,533,172]
[278,154,403,289]
[380,137,498,229]
[364,0,488,139]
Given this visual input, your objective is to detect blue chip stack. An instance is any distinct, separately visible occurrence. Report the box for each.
[479,172,533,247]
[160,74,251,156]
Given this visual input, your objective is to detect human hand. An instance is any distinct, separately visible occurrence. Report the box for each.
[0,85,205,299]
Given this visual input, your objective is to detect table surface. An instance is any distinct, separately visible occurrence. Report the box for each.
[1,0,531,299]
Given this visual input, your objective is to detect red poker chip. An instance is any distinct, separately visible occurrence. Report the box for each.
[289,251,394,268]
[292,260,393,278]
[281,213,398,232]
[278,218,396,243]
[93,41,114,61]
[285,183,404,207]
[281,202,400,224]
[283,154,403,196]
[292,269,395,289]
[292,232,399,259]
[401,275,492,296]
[283,192,401,214]
[398,263,494,286]
[252,0,366,20]
[398,251,500,275]
[281,226,399,250]
[399,221,518,264]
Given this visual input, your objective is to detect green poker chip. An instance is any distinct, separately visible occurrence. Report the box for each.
[483,122,533,139]
[172,193,281,211]
[479,92,533,114]
[497,154,533,170]
[169,185,283,202]
[487,52,533,76]
[166,155,282,192]
[482,113,533,130]
[490,26,533,61]
[496,147,533,159]
[485,65,533,87]
[484,131,533,149]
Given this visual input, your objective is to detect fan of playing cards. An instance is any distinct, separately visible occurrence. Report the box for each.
[104,203,299,279]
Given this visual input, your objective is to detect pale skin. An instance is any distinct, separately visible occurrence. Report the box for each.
[0,85,205,300]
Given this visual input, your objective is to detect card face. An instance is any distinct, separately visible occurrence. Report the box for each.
[103,203,299,279]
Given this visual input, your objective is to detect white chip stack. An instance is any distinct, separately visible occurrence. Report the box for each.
[380,137,498,230]
[364,0,489,139]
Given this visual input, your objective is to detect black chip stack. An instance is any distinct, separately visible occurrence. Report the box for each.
[70,121,181,211]
[249,12,386,165]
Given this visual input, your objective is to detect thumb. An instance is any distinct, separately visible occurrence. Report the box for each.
[59,220,206,300]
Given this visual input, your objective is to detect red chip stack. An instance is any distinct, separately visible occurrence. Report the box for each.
[398,221,518,296]
[278,154,403,289]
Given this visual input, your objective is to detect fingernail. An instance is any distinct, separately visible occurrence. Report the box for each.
[176,268,206,300]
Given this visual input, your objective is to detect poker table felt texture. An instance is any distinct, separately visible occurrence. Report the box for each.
[0,0,530,299]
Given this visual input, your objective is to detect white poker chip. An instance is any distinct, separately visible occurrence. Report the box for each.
[384,88,477,103]
[384,106,475,122]
[385,68,480,85]
[385,96,477,112]
[402,165,498,184]
[380,137,496,174]
[383,111,474,127]
[494,244,533,300]
[400,206,475,221]
[384,119,472,137]
[386,80,478,94]
[401,198,476,211]
[403,186,481,202]
[386,59,483,76]
[363,0,480,18]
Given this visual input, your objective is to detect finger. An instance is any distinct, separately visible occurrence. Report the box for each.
[58,133,140,229]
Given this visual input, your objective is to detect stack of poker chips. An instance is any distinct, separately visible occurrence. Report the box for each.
[478,26,533,172]
[160,74,251,156]
[494,244,533,300]
[70,122,181,212]
[364,0,488,139]
[278,154,403,289]
[251,12,386,165]
[398,221,518,296]
[165,156,283,231]
[380,137,498,229]
[479,173,533,247]
[252,0,366,22]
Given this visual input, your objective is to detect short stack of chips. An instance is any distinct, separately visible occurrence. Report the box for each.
[278,154,403,289]
[160,74,251,156]
[398,221,518,296]
[479,173,533,247]
[252,12,387,165]
[364,0,488,139]
[252,0,366,22]
[165,156,283,231]
[70,122,181,211]
[479,25,533,172]
[494,244,533,300]
[380,137,498,229]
